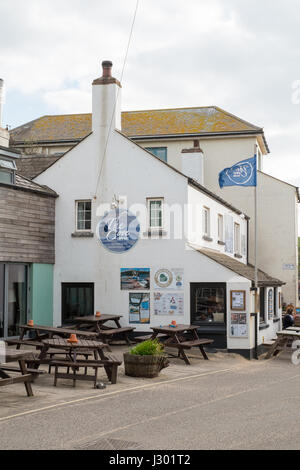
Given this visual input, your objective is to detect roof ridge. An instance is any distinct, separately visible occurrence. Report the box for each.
[122,106,216,114]
[213,106,262,131]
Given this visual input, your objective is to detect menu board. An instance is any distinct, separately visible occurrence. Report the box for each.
[231,290,246,311]
[230,313,248,338]
[154,292,184,316]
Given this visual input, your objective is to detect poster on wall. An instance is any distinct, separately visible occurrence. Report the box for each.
[121,268,150,290]
[230,290,246,311]
[129,293,150,324]
[225,215,233,254]
[268,289,274,320]
[154,268,184,290]
[230,313,248,338]
[154,292,184,316]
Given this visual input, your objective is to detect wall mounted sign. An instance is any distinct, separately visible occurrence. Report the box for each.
[268,289,274,319]
[230,290,246,311]
[154,292,184,316]
[154,268,184,290]
[230,313,248,338]
[129,293,150,324]
[98,208,140,253]
[121,268,150,290]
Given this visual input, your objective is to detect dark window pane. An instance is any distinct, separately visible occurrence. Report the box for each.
[191,284,226,324]
[62,283,94,324]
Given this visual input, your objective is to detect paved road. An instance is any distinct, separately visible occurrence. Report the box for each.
[1,353,300,450]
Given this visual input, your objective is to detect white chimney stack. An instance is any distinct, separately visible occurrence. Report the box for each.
[181,140,204,185]
[92,61,122,137]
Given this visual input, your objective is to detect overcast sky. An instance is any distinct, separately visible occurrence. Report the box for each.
[1,0,300,190]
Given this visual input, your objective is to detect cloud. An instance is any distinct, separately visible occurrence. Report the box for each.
[0,0,300,199]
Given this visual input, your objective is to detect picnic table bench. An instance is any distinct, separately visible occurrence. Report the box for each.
[52,353,122,387]
[265,330,300,359]
[31,338,122,387]
[0,350,36,396]
[73,315,135,345]
[150,325,214,365]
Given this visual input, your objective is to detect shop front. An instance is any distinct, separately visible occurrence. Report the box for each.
[190,282,227,348]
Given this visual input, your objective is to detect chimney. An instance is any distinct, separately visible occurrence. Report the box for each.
[92,60,122,135]
[0,79,9,148]
[181,140,204,185]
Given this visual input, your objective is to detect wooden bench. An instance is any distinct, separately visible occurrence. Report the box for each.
[6,339,44,349]
[51,354,122,387]
[99,327,135,345]
[166,338,214,361]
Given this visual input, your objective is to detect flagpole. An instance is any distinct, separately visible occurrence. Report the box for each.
[254,143,258,291]
[254,143,259,360]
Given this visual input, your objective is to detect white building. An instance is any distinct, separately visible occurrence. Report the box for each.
[34,61,283,358]
[11,98,299,308]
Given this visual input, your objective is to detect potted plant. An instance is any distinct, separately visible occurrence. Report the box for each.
[124,339,169,378]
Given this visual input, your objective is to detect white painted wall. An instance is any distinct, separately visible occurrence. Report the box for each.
[139,136,298,306]
[187,186,248,264]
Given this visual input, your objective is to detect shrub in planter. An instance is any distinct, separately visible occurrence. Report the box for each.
[124,339,169,378]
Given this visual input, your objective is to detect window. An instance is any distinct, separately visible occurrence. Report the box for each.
[234,223,241,255]
[191,283,226,325]
[145,147,168,162]
[148,198,163,229]
[218,214,224,242]
[0,158,16,185]
[61,283,94,324]
[203,207,210,237]
[259,287,266,323]
[76,200,92,231]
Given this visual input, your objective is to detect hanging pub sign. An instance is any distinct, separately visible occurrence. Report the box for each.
[97,208,140,253]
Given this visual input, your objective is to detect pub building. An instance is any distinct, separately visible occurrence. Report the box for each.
[26,61,283,359]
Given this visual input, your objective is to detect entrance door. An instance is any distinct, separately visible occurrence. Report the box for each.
[0,264,28,338]
[190,283,227,348]
[61,283,94,325]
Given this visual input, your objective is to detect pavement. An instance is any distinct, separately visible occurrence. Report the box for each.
[0,345,300,450]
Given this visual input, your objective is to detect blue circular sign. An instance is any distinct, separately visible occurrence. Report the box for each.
[97,208,140,253]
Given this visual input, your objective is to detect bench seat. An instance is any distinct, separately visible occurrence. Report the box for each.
[167,339,214,349]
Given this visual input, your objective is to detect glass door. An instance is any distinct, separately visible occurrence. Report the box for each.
[0,264,28,338]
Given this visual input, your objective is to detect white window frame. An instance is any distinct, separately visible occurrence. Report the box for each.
[234,222,241,255]
[203,207,210,237]
[218,214,224,242]
[75,200,92,232]
[147,198,164,230]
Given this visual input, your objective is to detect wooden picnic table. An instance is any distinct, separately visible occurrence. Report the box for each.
[18,324,98,342]
[265,330,300,359]
[38,338,121,386]
[0,350,35,397]
[72,315,135,345]
[150,324,214,365]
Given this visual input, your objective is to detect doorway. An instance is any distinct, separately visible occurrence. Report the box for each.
[190,282,227,348]
[0,263,28,338]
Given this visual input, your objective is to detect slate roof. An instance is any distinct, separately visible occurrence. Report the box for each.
[193,246,284,287]
[16,155,62,180]
[14,174,57,197]
[10,106,266,144]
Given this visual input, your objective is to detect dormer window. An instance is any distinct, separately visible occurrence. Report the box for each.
[0,158,16,184]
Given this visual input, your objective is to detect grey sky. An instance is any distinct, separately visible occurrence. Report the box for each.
[0,0,299,189]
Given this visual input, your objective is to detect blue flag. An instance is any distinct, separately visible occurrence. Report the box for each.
[219,155,257,188]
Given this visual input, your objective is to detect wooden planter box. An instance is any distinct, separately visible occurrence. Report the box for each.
[124,353,169,378]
